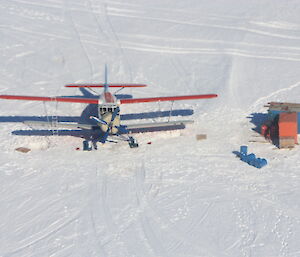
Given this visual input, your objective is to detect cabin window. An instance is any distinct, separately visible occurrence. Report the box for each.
[99,107,107,113]
[100,106,118,113]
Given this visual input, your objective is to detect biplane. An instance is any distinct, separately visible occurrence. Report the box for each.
[0,67,218,148]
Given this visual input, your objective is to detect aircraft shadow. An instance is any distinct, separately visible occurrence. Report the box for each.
[0,87,194,140]
[12,124,186,138]
[12,129,100,141]
[5,106,192,141]
[69,87,133,100]
[247,112,279,147]
[62,93,133,100]
[0,107,193,124]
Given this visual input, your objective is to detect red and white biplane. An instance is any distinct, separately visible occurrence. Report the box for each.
[0,68,217,147]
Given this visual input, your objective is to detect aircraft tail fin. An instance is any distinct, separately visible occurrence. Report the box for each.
[104,64,108,93]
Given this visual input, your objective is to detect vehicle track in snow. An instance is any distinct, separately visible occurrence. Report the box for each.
[249,80,300,113]
[101,5,300,64]
[1,0,64,23]
[133,163,229,257]
[134,165,170,257]
[107,11,300,41]
[63,0,95,81]
[86,169,108,257]
[76,0,134,81]
[101,1,133,81]
[2,214,79,257]
[73,33,300,62]
[91,171,136,256]
[118,33,300,55]
[231,198,257,257]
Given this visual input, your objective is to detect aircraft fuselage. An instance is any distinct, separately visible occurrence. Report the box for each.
[97,92,120,134]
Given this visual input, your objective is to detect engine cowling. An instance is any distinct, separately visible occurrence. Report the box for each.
[99,112,120,134]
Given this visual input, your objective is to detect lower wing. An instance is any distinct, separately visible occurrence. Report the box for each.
[125,119,194,129]
[24,121,94,130]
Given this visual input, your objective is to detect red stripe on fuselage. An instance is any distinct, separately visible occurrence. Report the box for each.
[103,92,115,103]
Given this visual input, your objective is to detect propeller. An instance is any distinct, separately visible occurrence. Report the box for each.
[114,125,128,134]
[111,106,120,122]
[89,116,107,125]
[91,106,120,143]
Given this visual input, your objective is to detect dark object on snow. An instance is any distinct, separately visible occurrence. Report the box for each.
[237,146,267,168]
[15,147,31,153]
[196,134,207,140]
[258,103,299,148]
[128,136,138,148]
[83,140,92,151]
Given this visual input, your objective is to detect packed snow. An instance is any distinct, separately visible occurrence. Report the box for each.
[1,0,300,256]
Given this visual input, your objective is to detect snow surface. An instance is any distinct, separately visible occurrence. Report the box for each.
[1,0,300,256]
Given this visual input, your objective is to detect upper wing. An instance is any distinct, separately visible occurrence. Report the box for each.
[0,95,98,104]
[120,94,218,104]
[0,93,217,104]
[65,84,147,88]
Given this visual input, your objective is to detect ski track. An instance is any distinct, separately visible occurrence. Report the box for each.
[133,164,229,257]
[101,1,134,81]
[118,33,300,52]
[63,0,94,81]
[134,165,170,257]
[3,215,79,257]
[107,12,300,41]
[249,81,300,112]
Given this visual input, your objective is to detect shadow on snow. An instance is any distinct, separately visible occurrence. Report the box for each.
[0,89,194,141]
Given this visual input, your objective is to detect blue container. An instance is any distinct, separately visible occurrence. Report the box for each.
[237,146,268,168]
[240,145,248,156]
[241,154,248,162]
[258,158,267,168]
[253,158,261,168]
[246,153,256,165]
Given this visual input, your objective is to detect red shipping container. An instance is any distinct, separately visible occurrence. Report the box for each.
[279,112,298,144]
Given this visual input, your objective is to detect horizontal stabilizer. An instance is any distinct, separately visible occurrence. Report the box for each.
[120,94,218,104]
[0,95,98,104]
[125,120,194,129]
[24,121,94,130]
[65,84,147,88]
